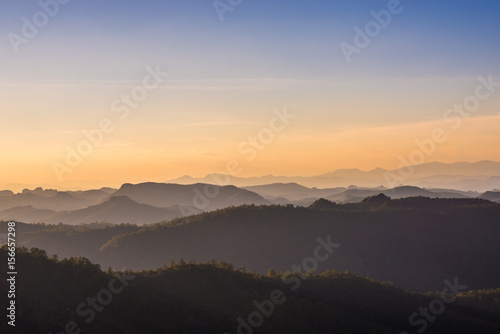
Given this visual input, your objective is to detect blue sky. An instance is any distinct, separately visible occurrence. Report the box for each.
[1,0,500,188]
[2,0,499,81]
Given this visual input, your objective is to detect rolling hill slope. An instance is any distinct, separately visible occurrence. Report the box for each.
[0,196,201,225]
[1,247,499,334]
[110,182,271,210]
[9,197,497,292]
[95,198,500,291]
[243,183,346,201]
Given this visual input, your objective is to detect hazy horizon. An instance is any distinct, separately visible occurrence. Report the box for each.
[1,159,499,193]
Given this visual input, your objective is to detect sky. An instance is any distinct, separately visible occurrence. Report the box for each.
[1,0,500,190]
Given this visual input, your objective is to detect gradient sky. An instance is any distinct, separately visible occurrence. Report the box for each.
[1,0,500,190]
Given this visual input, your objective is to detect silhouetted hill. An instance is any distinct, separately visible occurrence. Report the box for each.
[359,193,391,208]
[111,182,271,211]
[420,187,479,197]
[479,191,500,203]
[0,184,269,223]
[1,247,499,334]
[320,167,388,179]
[5,195,499,292]
[0,190,14,197]
[0,191,93,211]
[66,188,115,202]
[0,205,58,223]
[51,196,201,225]
[308,198,341,210]
[0,187,118,214]
[326,186,469,203]
[243,183,345,201]
[326,188,386,203]
[167,161,500,191]
[316,196,493,211]
[8,197,497,292]
[94,198,500,292]
[0,196,201,225]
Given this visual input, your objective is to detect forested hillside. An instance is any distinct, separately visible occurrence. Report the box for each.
[4,196,500,292]
[1,247,500,334]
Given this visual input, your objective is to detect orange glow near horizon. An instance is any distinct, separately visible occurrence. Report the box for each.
[2,93,499,192]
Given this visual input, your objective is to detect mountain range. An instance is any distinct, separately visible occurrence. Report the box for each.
[5,196,500,292]
[0,183,270,224]
[168,160,500,191]
[0,179,499,224]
